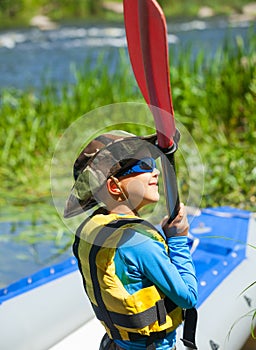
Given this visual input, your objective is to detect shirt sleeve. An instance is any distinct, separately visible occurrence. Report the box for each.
[115,232,198,309]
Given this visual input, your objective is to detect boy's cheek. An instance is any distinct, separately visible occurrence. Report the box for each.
[125,178,146,205]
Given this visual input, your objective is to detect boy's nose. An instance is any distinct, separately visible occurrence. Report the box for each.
[153,168,160,176]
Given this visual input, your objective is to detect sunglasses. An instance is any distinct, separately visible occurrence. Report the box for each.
[116,157,157,177]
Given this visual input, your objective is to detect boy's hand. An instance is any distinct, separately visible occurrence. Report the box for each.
[162,203,189,238]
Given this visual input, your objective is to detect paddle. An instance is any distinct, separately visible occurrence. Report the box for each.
[123,0,179,222]
[123,5,198,348]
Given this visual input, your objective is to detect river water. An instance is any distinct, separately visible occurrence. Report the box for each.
[0,17,254,90]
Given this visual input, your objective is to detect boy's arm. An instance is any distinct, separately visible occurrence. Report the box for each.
[139,236,198,309]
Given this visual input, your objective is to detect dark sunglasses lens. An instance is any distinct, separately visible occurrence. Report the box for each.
[139,158,155,171]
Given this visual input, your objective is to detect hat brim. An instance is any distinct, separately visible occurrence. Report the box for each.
[64,193,98,218]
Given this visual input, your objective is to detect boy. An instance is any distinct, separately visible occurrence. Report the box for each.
[64,130,198,350]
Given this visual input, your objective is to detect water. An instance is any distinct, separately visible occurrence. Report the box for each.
[0,219,72,288]
[0,17,254,90]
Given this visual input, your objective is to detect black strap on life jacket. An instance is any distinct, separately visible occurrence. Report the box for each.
[73,216,92,295]
[92,297,177,329]
[181,307,198,349]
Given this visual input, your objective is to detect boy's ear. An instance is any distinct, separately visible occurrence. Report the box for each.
[107,177,122,195]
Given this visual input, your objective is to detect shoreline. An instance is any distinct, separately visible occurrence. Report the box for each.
[0,2,255,31]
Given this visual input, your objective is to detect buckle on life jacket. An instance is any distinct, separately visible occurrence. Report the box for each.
[129,330,167,350]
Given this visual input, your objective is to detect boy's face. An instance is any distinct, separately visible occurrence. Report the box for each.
[118,163,160,211]
[116,148,160,211]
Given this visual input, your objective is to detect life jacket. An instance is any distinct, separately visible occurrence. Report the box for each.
[73,212,183,343]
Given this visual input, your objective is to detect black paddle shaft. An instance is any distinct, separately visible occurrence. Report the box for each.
[160,145,180,223]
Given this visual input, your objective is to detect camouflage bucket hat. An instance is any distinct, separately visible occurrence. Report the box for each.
[64,130,158,218]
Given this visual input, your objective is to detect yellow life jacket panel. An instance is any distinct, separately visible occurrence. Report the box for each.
[73,213,183,342]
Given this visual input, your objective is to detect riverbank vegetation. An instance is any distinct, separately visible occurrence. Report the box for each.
[1,29,255,223]
[0,0,255,28]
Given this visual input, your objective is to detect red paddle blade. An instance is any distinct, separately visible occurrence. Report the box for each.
[124,0,175,149]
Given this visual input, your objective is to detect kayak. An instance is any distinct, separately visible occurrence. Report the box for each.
[0,206,255,350]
